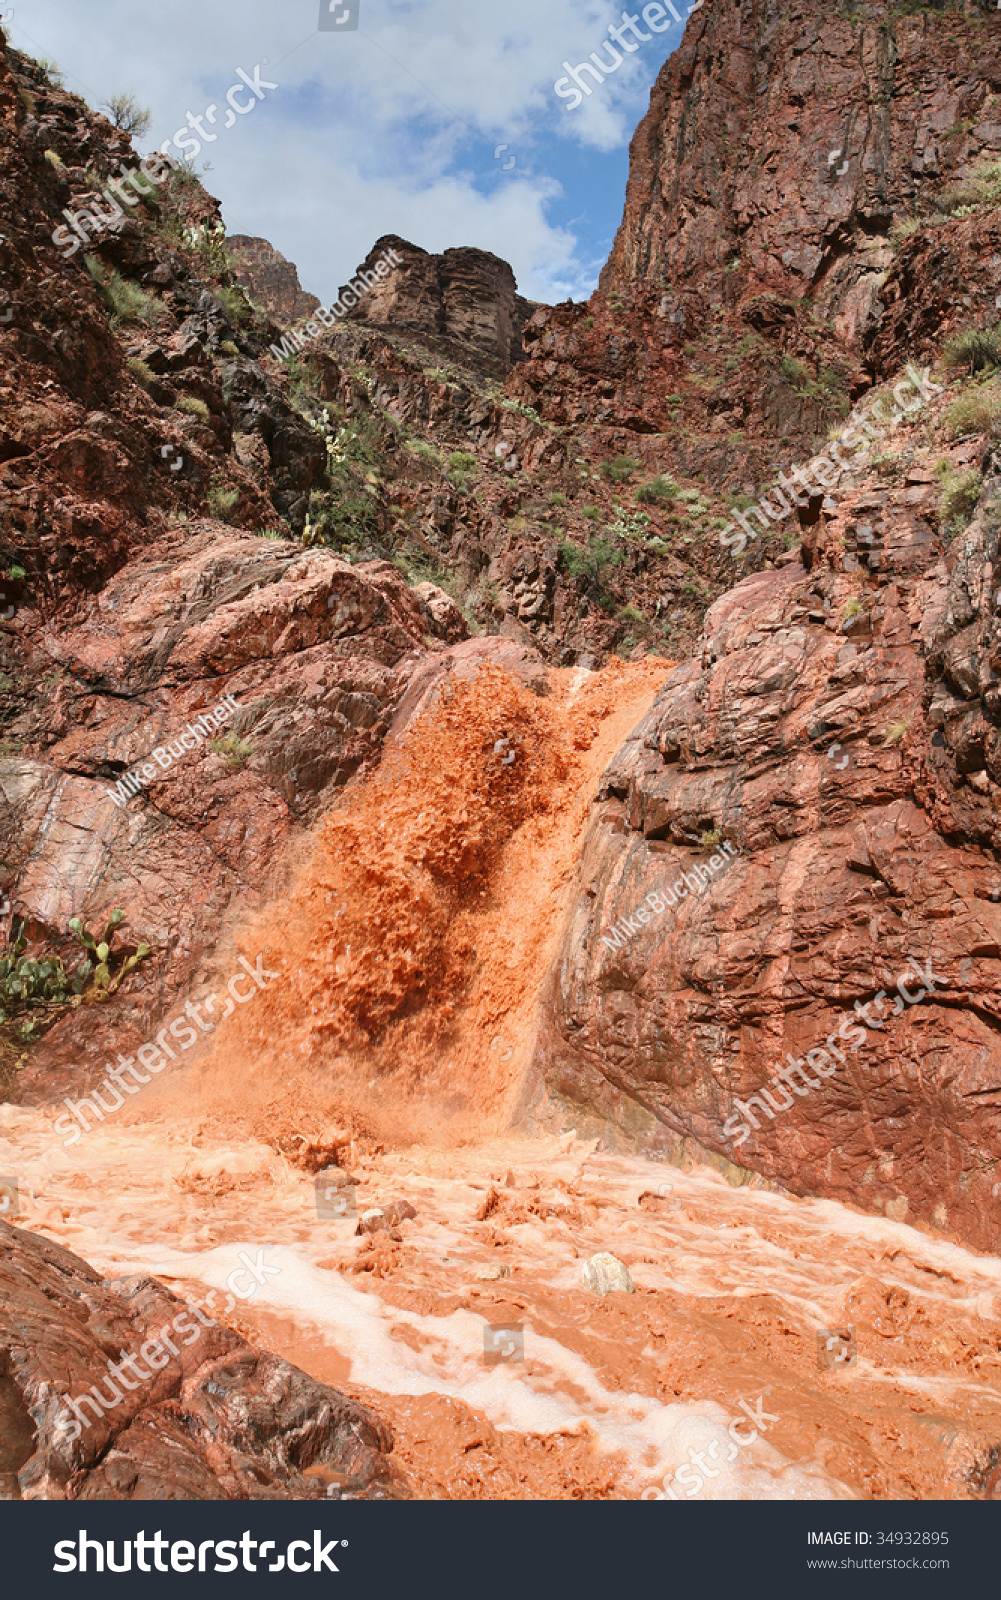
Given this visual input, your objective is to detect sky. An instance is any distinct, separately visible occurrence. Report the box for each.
[4,0,691,305]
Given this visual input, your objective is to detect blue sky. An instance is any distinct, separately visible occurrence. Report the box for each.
[5,0,689,304]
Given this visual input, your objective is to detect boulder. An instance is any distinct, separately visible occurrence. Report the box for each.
[0,1219,403,1501]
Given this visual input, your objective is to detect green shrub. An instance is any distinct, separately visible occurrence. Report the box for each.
[179,220,230,278]
[608,507,651,539]
[558,534,622,587]
[602,454,642,483]
[943,382,1001,439]
[101,93,152,139]
[281,353,312,398]
[304,486,376,551]
[937,160,1001,214]
[780,354,810,387]
[215,284,251,327]
[207,479,240,519]
[406,438,442,466]
[85,257,160,327]
[447,451,479,492]
[549,491,566,506]
[636,474,678,506]
[393,551,476,629]
[209,730,253,769]
[1,911,151,1092]
[580,506,601,521]
[939,467,983,535]
[889,216,920,246]
[501,397,541,422]
[779,353,850,414]
[33,56,64,86]
[127,357,156,386]
[175,394,211,422]
[943,325,1001,376]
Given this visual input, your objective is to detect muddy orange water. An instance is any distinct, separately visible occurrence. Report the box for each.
[7,661,1001,1500]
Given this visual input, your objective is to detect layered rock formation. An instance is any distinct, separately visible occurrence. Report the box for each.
[227,235,321,324]
[337,234,534,376]
[0,1219,401,1499]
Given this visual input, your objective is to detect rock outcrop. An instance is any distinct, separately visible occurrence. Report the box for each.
[227,235,322,325]
[338,234,534,376]
[506,0,1001,1251]
[0,1220,402,1500]
[601,0,1000,326]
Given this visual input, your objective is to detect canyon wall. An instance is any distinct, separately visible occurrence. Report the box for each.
[528,0,1001,1249]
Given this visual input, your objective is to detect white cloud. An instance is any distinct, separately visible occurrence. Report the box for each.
[7,0,682,303]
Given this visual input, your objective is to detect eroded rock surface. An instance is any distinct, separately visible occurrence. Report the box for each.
[534,427,1001,1251]
[338,234,534,376]
[0,1219,402,1500]
[228,234,322,325]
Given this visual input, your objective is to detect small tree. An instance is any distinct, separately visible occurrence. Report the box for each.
[102,93,152,139]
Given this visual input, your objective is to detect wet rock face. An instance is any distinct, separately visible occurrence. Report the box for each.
[227,235,322,325]
[339,234,533,375]
[0,1220,402,1500]
[534,455,1001,1253]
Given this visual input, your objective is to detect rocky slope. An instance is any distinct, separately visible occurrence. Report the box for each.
[533,390,1001,1249]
